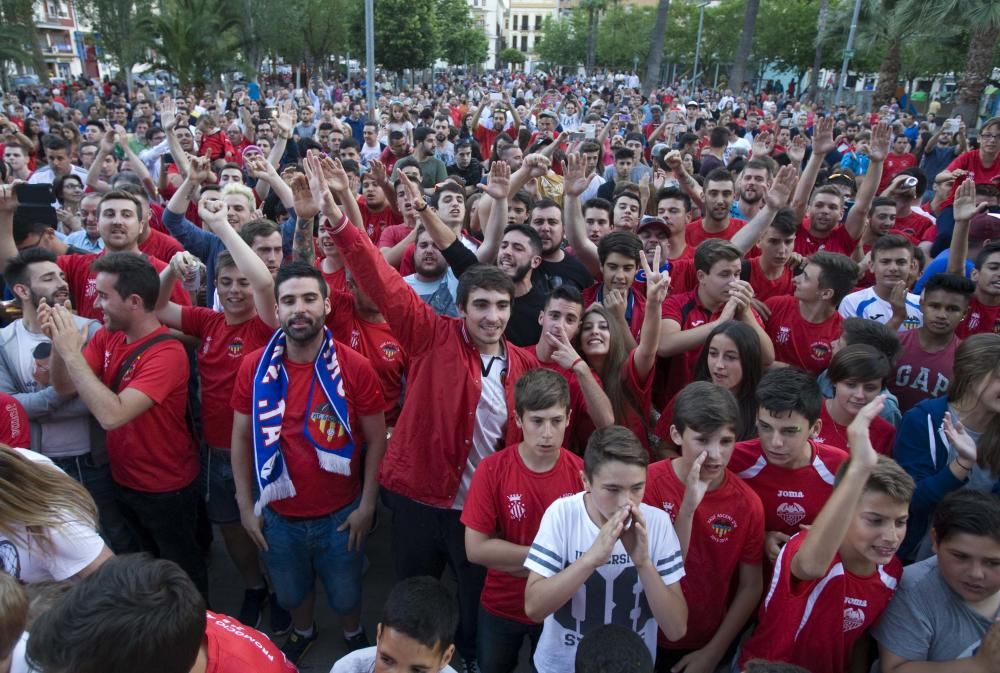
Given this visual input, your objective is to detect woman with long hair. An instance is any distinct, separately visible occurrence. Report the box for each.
[573,251,668,456]
[653,320,763,455]
[894,333,1000,562]
[0,446,112,582]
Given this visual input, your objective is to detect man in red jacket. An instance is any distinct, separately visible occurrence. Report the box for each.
[305,153,539,672]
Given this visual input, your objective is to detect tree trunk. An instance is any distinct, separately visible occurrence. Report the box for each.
[727,0,760,92]
[642,0,671,95]
[872,41,901,109]
[807,0,830,102]
[952,24,1000,125]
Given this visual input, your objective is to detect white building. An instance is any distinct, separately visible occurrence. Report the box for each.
[468,0,509,70]
[505,0,559,60]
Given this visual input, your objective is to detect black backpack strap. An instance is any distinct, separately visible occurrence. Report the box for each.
[679,297,699,327]
[111,334,177,393]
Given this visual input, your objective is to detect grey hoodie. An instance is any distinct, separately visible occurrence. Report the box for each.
[0,315,105,459]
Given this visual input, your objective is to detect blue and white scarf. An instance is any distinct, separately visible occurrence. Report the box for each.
[251,327,354,514]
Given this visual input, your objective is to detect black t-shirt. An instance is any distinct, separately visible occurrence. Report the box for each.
[537,253,594,293]
[505,282,547,347]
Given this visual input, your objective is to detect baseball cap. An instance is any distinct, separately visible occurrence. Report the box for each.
[685,100,699,108]
[650,143,670,160]
[538,110,558,120]
[637,215,670,234]
[826,170,857,191]
[970,211,1000,243]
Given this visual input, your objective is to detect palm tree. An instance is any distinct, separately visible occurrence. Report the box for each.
[643,0,672,95]
[728,0,761,91]
[806,0,830,102]
[898,0,1000,123]
[148,0,242,91]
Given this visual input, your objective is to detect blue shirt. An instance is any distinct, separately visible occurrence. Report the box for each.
[913,249,976,293]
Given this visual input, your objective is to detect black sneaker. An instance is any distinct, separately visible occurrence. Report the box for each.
[237,587,269,629]
[281,627,318,665]
[269,594,292,635]
[344,628,370,652]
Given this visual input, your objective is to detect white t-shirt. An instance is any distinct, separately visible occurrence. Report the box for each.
[452,351,508,510]
[524,492,685,673]
[0,449,105,583]
[13,321,48,394]
[9,632,32,673]
[839,286,923,331]
[331,647,457,673]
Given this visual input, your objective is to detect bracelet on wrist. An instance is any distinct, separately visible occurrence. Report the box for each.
[415,202,428,212]
[570,357,583,371]
[956,458,973,471]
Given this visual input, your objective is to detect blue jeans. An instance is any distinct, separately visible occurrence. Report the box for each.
[478,607,542,673]
[51,452,132,554]
[204,447,240,524]
[261,498,365,615]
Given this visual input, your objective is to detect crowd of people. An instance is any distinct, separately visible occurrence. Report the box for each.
[1,67,1000,673]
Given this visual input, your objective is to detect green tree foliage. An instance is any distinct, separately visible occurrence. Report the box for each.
[497,48,526,67]
[147,0,242,90]
[0,0,40,85]
[595,6,654,69]
[437,0,488,66]
[534,14,586,68]
[374,0,438,73]
[75,0,154,89]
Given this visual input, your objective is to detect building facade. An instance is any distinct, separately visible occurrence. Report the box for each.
[468,0,509,70]
[505,0,559,59]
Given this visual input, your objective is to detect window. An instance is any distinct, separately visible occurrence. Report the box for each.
[535,15,542,30]
[520,35,528,51]
[521,14,528,31]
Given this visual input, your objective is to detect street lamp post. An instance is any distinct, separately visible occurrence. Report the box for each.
[693,1,709,92]
[835,0,863,106]
[365,0,376,121]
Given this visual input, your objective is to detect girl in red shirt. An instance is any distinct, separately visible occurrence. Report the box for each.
[818,344,897,456]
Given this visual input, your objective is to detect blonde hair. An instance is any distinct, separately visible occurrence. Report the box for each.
[0,446,99,552]
[220,181,255,210]
[0,571,27,660]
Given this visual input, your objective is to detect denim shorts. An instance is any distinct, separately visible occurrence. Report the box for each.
[261,498,365,614]
[205,447,240,524]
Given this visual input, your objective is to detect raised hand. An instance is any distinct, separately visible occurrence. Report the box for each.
[397,171,424,209]
[544,331,584,371]
[664,149,684,175]
[160,98,177,131]
[562,152,589,197]
[319,155,350,193]
[764,164,799,209]
[887,280,909,319]
[197,199,228,231]
[188,155,212,184]
[811,116,836,156]
[291,170,320,222]
[787,134,808,165]
[46,303,85,357]
[751,131,774,158]
[369,159,387,185]
[100,128,117,154]
[846,395,885,470]
[482,160,511,200]
[243,153,271,180]
[523,153,551,178]
[603,288,628,321]
[641,245,670,305]
[870,121,891,162]
[953,177,987,222]
[943,411,977,464]
[275,101,294,138]
[0,183,21,213]
[168,250,201,283]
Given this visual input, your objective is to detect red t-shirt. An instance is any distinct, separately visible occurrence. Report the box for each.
[747,257,794,301]
[321,266,347,294]
[816,402,895,456]
[377,223,413,250]
[204,611,296,673]
[180,308,274,448]
[474,124,516,158]
[729,438,848,535]
[570,350,655,456]
[765,296,842,375]
[326,291,407,426]
[581,284,655,342]
[230,342,385,517]
[956,295,1000,338]
[644,461,764,649]
[82,326,198,492]
[199,130,237,164]
[891,210,935,244]
[139,227,186,265]
[460,445,583,623]
[738,532,902,673]
[947,150,1000,187]
[878,152,917,193]
[0,392,30,447]
[794,219,859,257]
[889,329,960,413]
[684,217,747,248]
[58,252,191,321]
[358,195,402,245]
